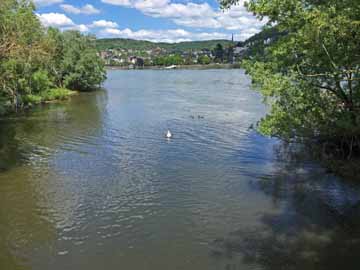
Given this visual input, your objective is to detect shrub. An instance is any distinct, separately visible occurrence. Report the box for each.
[31,70,52,94]
[22,94,42,104]
[43,88,76,101]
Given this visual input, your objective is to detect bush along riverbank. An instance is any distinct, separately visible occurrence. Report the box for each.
[220,0,360,179]
[21,88,78,107]
[0,0,106,116]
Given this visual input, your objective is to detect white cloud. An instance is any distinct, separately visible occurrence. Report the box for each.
[37,0,266,42]
[33,0,63,6]
[37,12,89,33]
[64,24,90,32]
[98,27,232,43]
[90,20,119,28]
[100,0,266,39]
[60,4,100,15]
[101,0,132,7]
[37,13,74,27]
[135,1,215,19]
[173,17,221,29]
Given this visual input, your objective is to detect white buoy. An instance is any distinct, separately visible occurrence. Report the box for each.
[165,130,172,139]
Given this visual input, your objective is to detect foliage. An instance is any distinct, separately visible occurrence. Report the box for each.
[153,55,184,66]
[0,0,106,115]
[31,70,53,94]
[213,43,225,63]
[21,88,75,106]
[198,55,211,65]
[95,38,234,52]
[60,31,106,91]
[22,94,42,105]
[221,0,360,158]
[42,88,76,101]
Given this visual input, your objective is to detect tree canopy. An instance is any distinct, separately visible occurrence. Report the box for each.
[153,54,184,66]
[0,0,106,115]
[213,43,225,63]
[221,0,360,158]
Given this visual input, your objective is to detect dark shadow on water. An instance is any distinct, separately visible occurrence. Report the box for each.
[0,125,24,171]
[210,143,360,270]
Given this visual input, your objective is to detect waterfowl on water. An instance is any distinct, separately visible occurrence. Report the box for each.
[165,130,172,138]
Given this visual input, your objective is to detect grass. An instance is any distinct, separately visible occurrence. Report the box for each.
[0,88,78,117]
[42,88,77,102]
[23,88,77,106]
[22,94,43,104]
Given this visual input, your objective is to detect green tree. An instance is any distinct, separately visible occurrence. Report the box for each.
[198,55,211,65]
[165,55,184,66]
[153,56,165,66]
[154,55,184,66]
[221,0,360,158]
[61,31,106,91]
[213,43,224,63]
[46,27,65,86]
[0,0,106,114]
[31,70,52,93]
[0,0,49,111]
[144,58,152,66]
[63,47,106,91]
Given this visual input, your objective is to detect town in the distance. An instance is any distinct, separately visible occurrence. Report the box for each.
[96,30,276,69]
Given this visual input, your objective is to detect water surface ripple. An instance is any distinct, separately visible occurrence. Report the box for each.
[1,69,360,270]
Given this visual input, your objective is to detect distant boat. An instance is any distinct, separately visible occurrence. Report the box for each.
[164,65,177,69]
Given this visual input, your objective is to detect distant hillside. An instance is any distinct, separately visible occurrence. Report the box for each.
[95,38,235,51]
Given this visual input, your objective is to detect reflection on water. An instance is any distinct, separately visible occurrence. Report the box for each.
[0,70,359,270]
[211,144,360,270]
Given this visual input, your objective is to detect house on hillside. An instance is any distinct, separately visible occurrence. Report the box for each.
[129,56,144,67]
[129,56,137,64]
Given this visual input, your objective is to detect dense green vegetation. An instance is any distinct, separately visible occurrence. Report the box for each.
[153,54,184,66]
[0,0,106,116]
[198,55,212,65]
[95,38,234,52]
[221,0,360,160]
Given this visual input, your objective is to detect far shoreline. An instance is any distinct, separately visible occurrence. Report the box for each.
[106,63,242,70]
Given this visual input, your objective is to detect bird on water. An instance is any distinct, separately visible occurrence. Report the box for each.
[165,130,172,139]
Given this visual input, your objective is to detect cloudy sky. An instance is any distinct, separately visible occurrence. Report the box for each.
[34,0,266,43]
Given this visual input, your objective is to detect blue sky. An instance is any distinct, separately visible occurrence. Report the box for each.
[34,0,266,42]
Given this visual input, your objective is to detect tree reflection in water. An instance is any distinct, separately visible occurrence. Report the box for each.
[0,90,107,270]
[211,143,360,270]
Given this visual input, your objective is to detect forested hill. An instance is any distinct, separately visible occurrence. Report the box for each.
[95,38,235,51]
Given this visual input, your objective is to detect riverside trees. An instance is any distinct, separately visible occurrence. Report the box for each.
[0,0,106,115]
[221,0,360,159]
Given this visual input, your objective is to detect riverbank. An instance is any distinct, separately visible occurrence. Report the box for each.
[0,88,78,116]
[106,63,241,70]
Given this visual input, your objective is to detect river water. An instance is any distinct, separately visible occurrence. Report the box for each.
[1,69,360,270]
